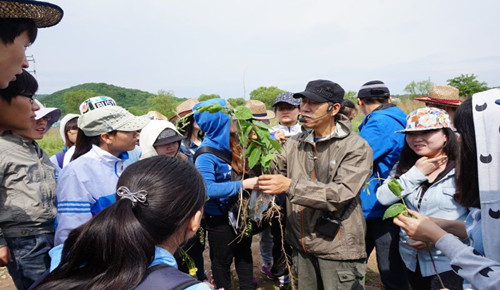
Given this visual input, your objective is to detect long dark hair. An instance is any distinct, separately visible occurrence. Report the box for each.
[64,117,78,147]
[395,128,458,178]
[453,98,479,208]
[0,69,38,103]
[71,129,101,161]
[36,156,206,290]
[181,115,203,148]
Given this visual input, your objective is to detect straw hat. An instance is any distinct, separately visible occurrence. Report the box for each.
[146,111,168,120]
[245,100,275,120]
[0,0,63,28]
[169,99,199,121]
[415,85,463,107]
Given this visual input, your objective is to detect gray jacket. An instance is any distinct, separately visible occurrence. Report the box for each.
[272,116,373,260]
[0,133,56,247]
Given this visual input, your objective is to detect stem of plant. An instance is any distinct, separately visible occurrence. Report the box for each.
[426,242,446,289]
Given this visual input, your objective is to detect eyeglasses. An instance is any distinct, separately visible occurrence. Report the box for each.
[20,94,37,104]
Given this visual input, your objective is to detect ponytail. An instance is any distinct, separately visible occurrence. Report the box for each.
[36,156,206,289]
[37,200,155,289]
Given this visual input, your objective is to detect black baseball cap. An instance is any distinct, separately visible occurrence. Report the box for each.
[293,80,345,104]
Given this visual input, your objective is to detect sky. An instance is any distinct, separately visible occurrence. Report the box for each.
[29,0,500,99]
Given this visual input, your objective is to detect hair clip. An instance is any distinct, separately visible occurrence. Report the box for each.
[116,186,148,207]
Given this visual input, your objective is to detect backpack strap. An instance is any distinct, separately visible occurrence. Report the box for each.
[193,146,232,165]
[135,264,200,290]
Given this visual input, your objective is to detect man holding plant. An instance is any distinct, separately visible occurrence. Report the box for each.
[259,80,373,289]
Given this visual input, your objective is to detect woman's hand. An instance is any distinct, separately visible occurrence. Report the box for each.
[407,240,430,251]
[242,177,259,190]
[274,130,287,142]
[415,154,447,176]
[393,209,447,244]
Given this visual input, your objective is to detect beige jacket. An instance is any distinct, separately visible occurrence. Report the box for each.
[0,133,57,246]
[273,116,373,260]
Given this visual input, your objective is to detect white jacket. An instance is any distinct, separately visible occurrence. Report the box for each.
[54,145,131,245]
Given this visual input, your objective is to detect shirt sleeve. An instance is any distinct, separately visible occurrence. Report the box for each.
[54,169,94,246]
[436,233,500,289]
[195,154,242,199]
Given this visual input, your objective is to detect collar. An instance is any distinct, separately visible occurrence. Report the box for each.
[150,246,178,268]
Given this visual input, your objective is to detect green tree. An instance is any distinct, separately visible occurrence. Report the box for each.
[447,74,488,97]
[227,97,246,107]
[198,94,220,101]
[404,78,434,97]
[147,90,182,118]
[63,89,100,113]
[249,86,284,108]
[344,90,357,102]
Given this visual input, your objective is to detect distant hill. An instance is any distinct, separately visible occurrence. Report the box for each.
[38,83,159,114]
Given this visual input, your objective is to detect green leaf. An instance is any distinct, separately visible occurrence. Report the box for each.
[382,203,407,220]
[248,147,262,169]
[269,139,282,152]
[234,106,253,120]
[388,179,404,197]
[252,120,270,129]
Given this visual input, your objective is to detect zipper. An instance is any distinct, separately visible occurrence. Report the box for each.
[300,143,319,253]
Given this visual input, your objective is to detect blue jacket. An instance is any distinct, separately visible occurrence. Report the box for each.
[358,105,406,219]
[193,99,242,216]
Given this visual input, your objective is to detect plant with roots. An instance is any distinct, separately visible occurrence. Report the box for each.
[184,102,297,288]
[382,178,447,289]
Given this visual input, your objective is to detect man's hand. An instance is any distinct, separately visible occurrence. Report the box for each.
[258,174,291,194]
[0,246,12,267]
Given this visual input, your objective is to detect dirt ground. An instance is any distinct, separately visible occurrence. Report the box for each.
[0,237,383,290]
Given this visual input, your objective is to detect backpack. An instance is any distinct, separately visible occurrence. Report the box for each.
[135,264,200,290]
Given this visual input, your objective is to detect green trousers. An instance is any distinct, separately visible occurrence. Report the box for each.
[293,250,365,290]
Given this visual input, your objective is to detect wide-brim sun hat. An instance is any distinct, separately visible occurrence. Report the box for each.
[414,85,463,108]
[0,0,63,28]
[396,107,452,133]
[34,99,61,133]
[169,99,199,121]
[78,106,150,137]
[245,100,275,120]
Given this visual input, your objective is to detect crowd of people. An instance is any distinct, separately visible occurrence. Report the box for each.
[1,1,500,290]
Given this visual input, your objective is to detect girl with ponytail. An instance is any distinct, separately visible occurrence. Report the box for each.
[36,156,210,290]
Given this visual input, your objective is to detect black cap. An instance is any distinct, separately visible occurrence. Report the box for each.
[357,80,390,99]
[293,80,345,104]
[153,128,185,146]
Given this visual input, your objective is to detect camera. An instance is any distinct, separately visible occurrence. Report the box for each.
[315,215,341,238]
